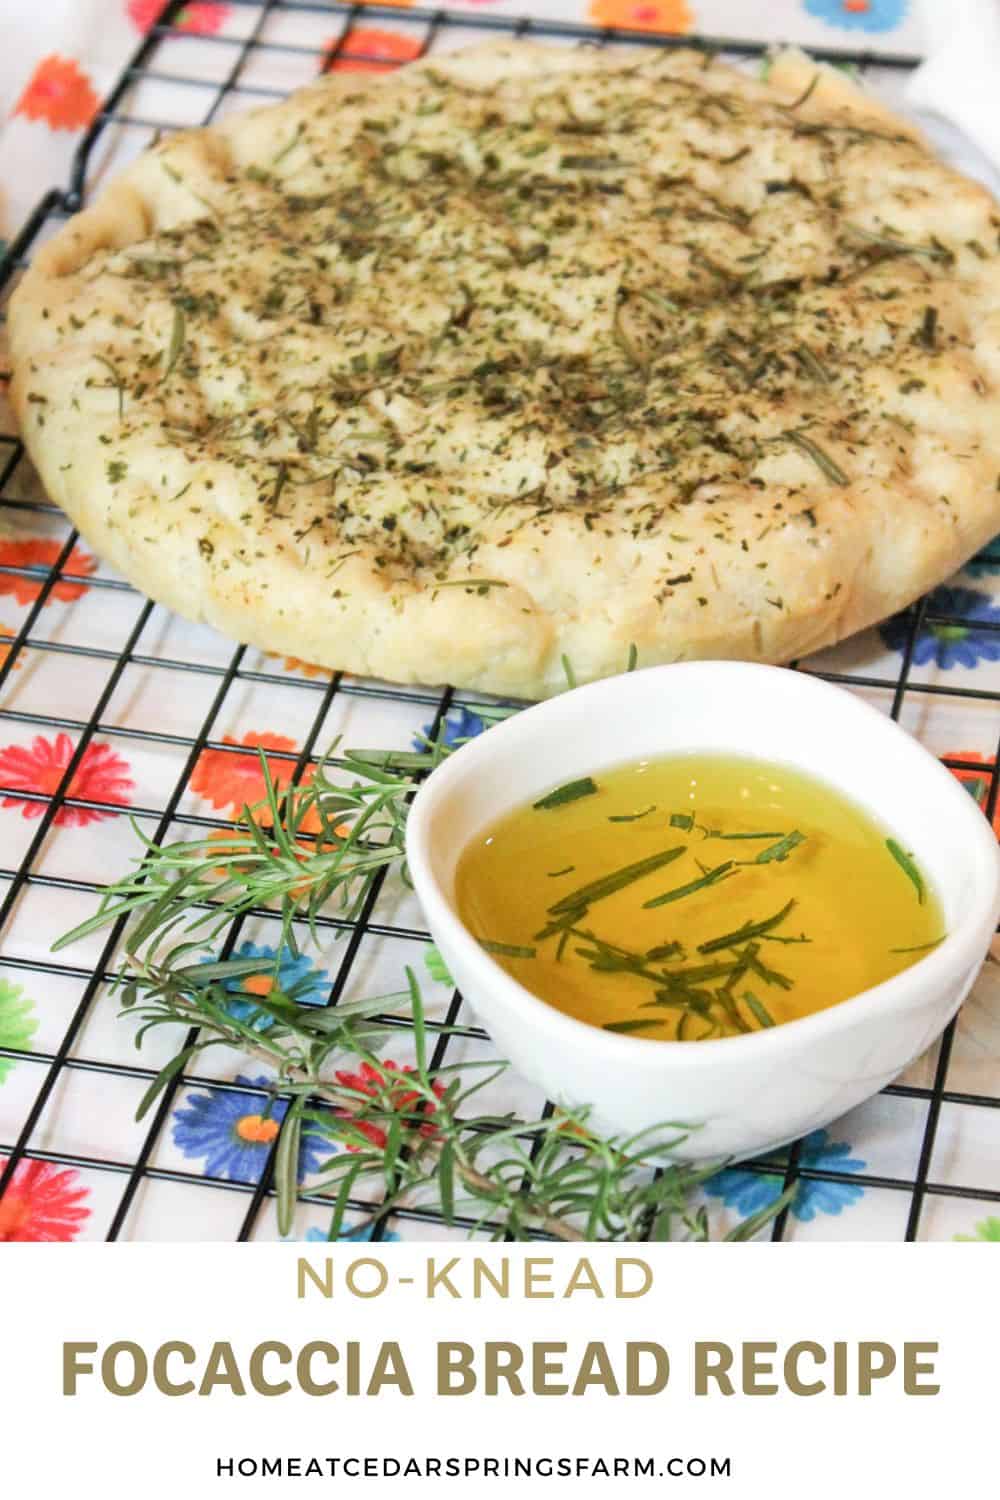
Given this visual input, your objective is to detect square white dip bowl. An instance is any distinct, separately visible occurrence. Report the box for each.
[407,662,1000,1162]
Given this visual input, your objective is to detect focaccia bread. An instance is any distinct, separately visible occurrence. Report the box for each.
[9,43,1000,696]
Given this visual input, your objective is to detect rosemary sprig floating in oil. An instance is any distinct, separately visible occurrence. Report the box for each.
[570,922,784,1039]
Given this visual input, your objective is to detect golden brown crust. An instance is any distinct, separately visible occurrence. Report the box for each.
[9,42,1000,697]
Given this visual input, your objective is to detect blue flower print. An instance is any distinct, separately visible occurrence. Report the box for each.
[705,1130,867,1225]
[204,941,331,1033]
[879,586,1000,671]
[965,534,1000,579]
[803,0,907,34]
[172,1073,333,1184]
[303,1224,401,1244]
[413,705,488,753]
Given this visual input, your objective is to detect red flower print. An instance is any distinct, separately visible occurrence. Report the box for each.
[0,734,134,827]
[333,1060,446,1151]
[945,750,1000,836]
[329,28,423,73]
[190,732,319,824]
[14,56,100,132]
[0,1158,90,1242]
[0,537,96,605]
[127,0,231,34]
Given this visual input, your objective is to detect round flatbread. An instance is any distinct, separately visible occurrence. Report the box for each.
[9,42,1000,697]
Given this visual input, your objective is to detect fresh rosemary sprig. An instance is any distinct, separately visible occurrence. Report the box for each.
[55,745,441,962]
[54,712,786,1242]
[120,950,732,1241]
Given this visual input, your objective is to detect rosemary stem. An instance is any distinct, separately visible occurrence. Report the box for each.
[149,978,585,1242]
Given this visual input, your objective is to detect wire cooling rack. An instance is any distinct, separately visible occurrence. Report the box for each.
[1,0,999,1245]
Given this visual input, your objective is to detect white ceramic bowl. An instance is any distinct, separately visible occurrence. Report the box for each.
[406,663,1000,1162]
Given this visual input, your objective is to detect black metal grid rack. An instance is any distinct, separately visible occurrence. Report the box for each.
[1,0,998,1244]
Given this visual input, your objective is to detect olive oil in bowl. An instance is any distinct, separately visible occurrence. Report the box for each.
[454,754,943,1042]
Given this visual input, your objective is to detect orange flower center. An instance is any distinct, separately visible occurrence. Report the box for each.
[843,1,870,11]
[0,1193,29,1239]
[242,974,275,997]
[235,1114,280,1144]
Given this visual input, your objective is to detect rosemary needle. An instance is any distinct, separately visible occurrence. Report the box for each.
[743,948,794,991]
[549,846,685,916]
[885,839,926,905]
[793,344,832,384]
[646,940,685,961]
[643,860,736,909]
[162,304,186,381]
[920,305,938,351]
[782,430,849,487]
[481,940,537,959]
[533,776,598,811]
[703,828,785,840]
[697,899,797,955]
[608,805,656,823]
[753,830,806,864]
[603,1018,661,1034]
[890,936,944,955]
[741,991,776,1028]
[94,355,126,419]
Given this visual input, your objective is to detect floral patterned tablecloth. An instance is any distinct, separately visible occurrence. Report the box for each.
[2,0,1000,1247]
